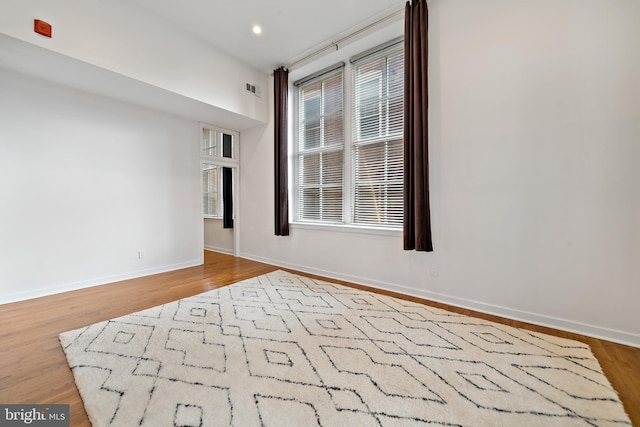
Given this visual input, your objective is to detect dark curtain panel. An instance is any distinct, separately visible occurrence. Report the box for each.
[274,66,290,236]
[222,167,233,229]
[222,134,233,229]
[403,0,433,252]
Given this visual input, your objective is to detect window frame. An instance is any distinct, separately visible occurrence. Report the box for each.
[202,163,222,218]
[200,124,239,220]
[293,65,345,224]
[351,42,405,228]
[291,39,404,232]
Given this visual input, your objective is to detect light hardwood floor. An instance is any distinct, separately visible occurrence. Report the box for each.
[1,251,638,426]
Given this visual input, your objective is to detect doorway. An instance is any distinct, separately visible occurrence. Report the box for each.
[200,124,240,257]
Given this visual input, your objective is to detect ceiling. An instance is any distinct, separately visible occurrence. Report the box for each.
[131,0,404,73]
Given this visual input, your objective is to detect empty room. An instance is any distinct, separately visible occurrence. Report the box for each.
[0,0,638,425]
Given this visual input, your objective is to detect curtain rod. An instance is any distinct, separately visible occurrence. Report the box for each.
[293,62,345,87]
[349,36,403,64]
[286,7,404,71]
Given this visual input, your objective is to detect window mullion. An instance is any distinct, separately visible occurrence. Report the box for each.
[319,153,324,221]
[383,59,389,223]
[318,83,324,221]
[385,57,390,137]
[320,81,326,221]
[343,62,354,225]
[384,141,389,224]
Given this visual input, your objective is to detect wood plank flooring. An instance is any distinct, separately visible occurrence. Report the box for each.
[0,251,637,426]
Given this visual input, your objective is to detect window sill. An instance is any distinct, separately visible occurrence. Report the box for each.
[203,216,223,221]
[290,221,402,237]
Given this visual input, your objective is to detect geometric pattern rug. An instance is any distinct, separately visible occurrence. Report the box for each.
[59,270,632,426]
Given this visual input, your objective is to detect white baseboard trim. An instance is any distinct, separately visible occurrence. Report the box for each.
[204,246,234,256]
[0,259,202,305]
[240,251,640,349]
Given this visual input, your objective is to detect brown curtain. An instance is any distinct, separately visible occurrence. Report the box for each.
[404,0,433,251]
[222,167,233,229]
[222,133,234,229]
[274,67,290,236]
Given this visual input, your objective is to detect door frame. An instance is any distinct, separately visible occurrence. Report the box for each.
[199,123,240,261]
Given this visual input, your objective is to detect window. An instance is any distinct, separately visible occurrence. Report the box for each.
[295,69,344,222]
[352,44,404,227]
[201,125,237,219]
[202,128,235,159]
[293,40,404,229]
[202,164,221,217]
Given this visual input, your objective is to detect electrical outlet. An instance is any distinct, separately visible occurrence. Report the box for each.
[138,251,145,259]
[430,264,439,277]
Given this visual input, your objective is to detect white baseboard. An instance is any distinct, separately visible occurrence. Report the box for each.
[0,259,202,305]
[240,251,640,349]
[204,245,234,255]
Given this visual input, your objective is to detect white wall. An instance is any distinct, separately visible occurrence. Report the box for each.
[0,0,271,303]
[0,0,267,123]
[0,68,202,303]
[204,219,234,255]
[240,0,640,347]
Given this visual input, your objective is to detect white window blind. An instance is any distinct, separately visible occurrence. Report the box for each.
[296,68,344,223]
[202,163,220,217]
[352,43,404,227]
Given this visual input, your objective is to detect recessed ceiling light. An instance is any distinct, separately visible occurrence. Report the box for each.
[252,25,262,35]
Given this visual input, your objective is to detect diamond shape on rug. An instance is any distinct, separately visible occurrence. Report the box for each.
[59,270,632,426]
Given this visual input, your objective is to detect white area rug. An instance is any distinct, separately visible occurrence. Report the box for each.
[60,270,631,426]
